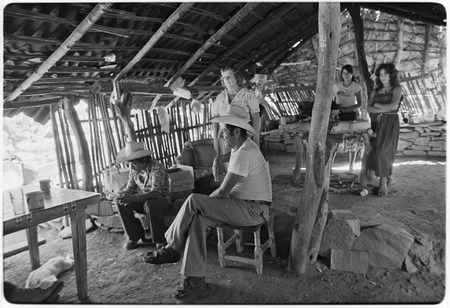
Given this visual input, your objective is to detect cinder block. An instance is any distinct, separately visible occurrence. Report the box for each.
[330,249,368,274]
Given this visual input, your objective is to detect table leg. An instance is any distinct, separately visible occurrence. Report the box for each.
[70,207,88,299]
[26,226,40,270]
[359,132,371,188]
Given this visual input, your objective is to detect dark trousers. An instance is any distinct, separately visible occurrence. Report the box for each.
[117,198,171,244]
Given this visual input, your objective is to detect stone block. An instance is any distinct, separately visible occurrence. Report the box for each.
[428,124,446,131]
[330,249,368,274]
[411,145,431,151]
[413,137,430,146]
[420,132,441,137]
[413,126,425,133]
[351,224,414,269]
[399,127,415,133]
[319,210,360,258]
[397,139,413,151]
[403,150,427,156]
[399,131,420,139]
[428,151,446,157]
[429,140,446,148]
[404,255,418,273]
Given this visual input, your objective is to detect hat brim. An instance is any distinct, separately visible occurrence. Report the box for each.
[210,116,257,136]
[117,149,152,164]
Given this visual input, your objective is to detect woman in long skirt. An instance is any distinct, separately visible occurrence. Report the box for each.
[367,63,402,196]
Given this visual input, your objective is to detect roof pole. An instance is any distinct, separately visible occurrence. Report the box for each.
[5,3,112,103]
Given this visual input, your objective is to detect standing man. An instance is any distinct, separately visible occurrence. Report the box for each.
[115,141,172,250]
[144,106,272,299]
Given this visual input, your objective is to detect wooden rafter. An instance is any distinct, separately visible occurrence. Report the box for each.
[5,6,129,38]
[5,3,112,103]
[113,3,194,82]
[190,3,299,86]
[150,2,260,109]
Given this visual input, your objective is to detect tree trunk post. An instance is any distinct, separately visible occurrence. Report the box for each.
[115,91,136,142]
[347,4,373,96]
[288,2,341,275]
[63,96,94,191]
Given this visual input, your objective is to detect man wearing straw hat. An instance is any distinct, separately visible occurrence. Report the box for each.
[144,105,272,299]
[115,141,172,250]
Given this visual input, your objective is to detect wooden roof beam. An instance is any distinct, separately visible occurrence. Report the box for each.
[3,54,204,67]
[3,98,63,109]
[5,3,112,103]
[168,2,261,85]
[4,6,129,37]
[150,2,260,109]
[190,3,299,86]
[114,3,194,81]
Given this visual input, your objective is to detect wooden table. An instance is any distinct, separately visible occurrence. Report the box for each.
[3,185,100,300]
[283,120,372,185]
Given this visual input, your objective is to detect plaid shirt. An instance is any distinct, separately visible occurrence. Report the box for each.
[123,159,171,204]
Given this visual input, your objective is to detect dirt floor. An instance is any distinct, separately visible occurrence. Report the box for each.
[2,150,447,305]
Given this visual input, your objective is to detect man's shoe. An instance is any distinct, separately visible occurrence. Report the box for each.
[125,240,139,250]
[173,276,207,299]
[7,280,64,304]
[143,246,181,264]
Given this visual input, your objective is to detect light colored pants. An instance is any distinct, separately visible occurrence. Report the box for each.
[165,193,269,277]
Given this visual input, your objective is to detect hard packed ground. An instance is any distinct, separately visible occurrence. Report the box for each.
[3,151,446,305]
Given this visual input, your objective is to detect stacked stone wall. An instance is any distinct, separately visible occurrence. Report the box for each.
[397,122,446,157]
[262,121,446,158]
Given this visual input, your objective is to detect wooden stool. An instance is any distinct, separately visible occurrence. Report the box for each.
[216,210,276,275]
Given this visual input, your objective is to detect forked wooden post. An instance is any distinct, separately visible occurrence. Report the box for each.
[288,2,341,275]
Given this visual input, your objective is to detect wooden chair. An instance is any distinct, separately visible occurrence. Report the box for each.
[216,208,276,275]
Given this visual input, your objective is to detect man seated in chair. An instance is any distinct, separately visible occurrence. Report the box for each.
[115,141,172,250]
[144,105,272,299]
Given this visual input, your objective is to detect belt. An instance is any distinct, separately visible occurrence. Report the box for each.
[247,200,271,206]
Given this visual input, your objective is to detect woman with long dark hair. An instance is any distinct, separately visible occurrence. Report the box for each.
[367,63,402,196]
[333,64,363,120]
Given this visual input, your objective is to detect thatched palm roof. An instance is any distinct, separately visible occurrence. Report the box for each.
[2,2,446,123]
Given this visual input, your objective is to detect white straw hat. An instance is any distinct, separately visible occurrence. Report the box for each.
[117,141,152,163]
[210,105,257,136]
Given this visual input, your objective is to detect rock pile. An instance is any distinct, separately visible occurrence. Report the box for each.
[319,210,416,274]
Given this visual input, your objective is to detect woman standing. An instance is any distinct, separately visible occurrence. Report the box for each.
[367,63,402,196]
[333,64,363,121]
[333,64,364,172]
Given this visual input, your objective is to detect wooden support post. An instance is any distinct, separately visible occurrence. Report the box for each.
[63,96,94,191]
[288,2,341,275]
[423,24,432,75]
[50,105,64,188]
[394,18,404,68]
[308,141,338,261]
[115,91,136,142]
[347,4,373,97]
